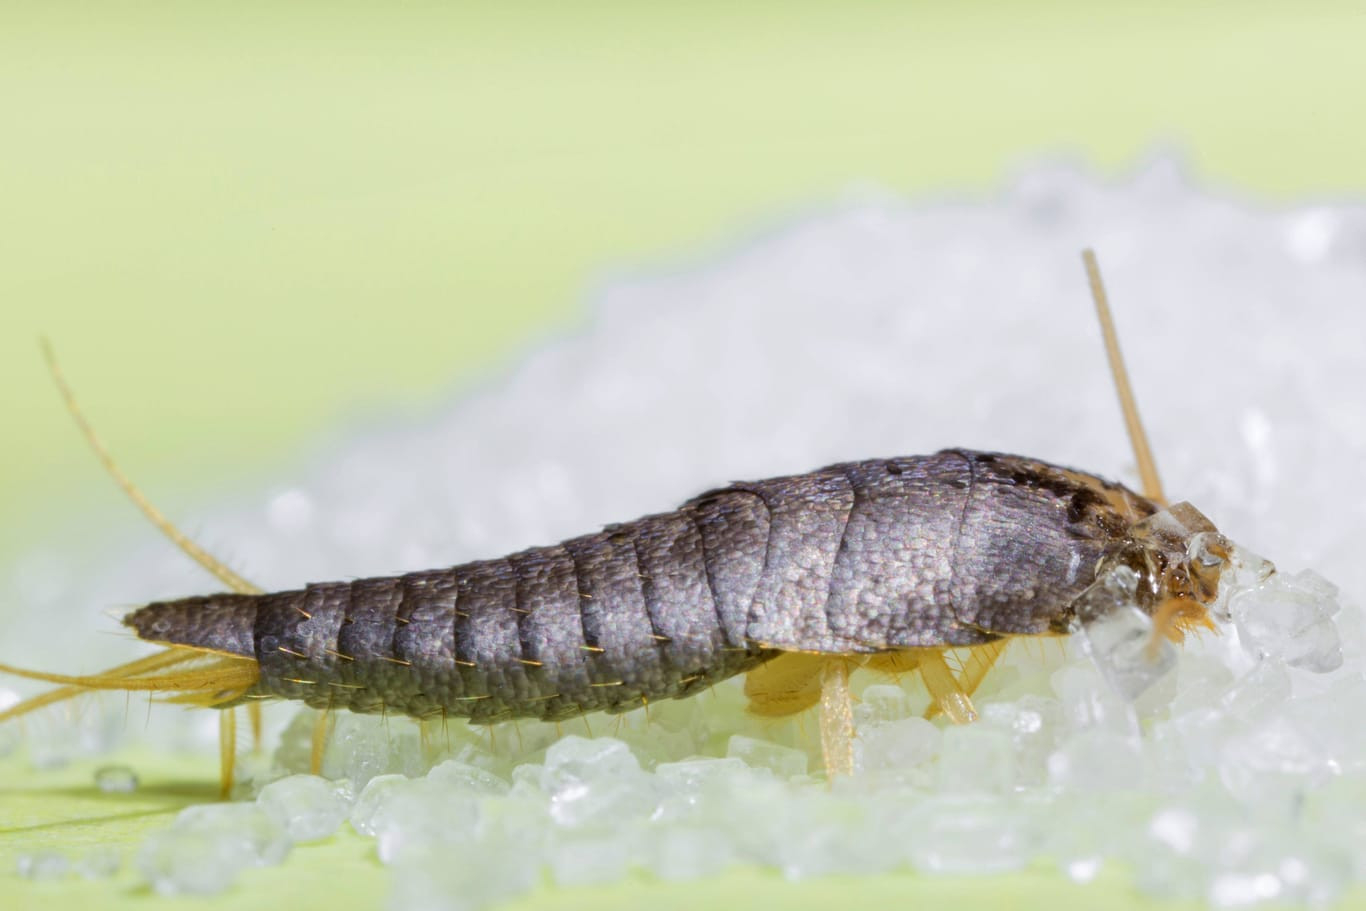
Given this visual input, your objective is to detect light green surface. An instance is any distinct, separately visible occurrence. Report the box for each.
[4,1,1366,908]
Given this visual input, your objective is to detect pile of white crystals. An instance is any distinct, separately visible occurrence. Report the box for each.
[131,543,1360,906]
[6,157,1366,907]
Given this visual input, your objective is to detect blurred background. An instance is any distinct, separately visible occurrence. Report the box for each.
[1,0,1363,564]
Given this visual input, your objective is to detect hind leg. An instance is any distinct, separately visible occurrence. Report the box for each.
[744,653,860,779]
[818,658,856,778]
[915,649,978,724]
[219,709,237,799]
[923,640,1008,722]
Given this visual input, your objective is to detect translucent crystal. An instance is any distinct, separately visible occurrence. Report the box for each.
[370,779,484,864]
[1232,570,1343,672]
[539,738,659,833]
[903,795,1036,874]
[547,831,635,887]
[427,759,511,796]
[542,735,640,782]
[256,774,353,842]
[349,774,410,837]
[138,804,291,895]
[1306,775,1366,877]
[1043,796,1145,885]
[75,847,121,880]
[173,803,293,865]
[1081,602,1178,702]
[1205,827,1351,910]
[772,790,900,878]
[1218,714,1331,813]
[1169,655,1237,718]
[16,851,70,880]
[857,716,940,775]
[318,713,404,789]
[1220,660,1292,723]
[1131,798,1239,901]
[725,735,809,779]
[649,757,746,823]
[979,696,1061,786]
[387,841,540,911]
[1048,729,1148,793]
[1050,663,1137,734]
[853,684,911,725]
[94,763,139,793]
[645,824,736,881]
[655,756,749,791]
[546,769,658,831]
[937,725,1015,795]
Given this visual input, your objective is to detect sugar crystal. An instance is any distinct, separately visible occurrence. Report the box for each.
[94,763,139,793]
[256,774,353,842]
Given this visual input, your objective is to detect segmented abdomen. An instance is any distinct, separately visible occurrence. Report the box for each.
[125,450,1154,722]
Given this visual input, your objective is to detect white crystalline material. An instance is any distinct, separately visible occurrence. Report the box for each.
[94,763,139,793]
[854,684,912,725]
[857,716,940,774]
[538,736,659,830]
[1169,656,1237,718]
[542,735,639,782]
[427,759,511,795]
[1218,714,1332,812]
[548,831,635,887]
[1047,729,1148,793]
[256,774,353,842]
[726,735,809,778]
[652,757,750,823]
[546,768,658,831]
[138,803,291,895]
[1232,570,1343,672]
[1204,829,1351,910]
[646,825,736,881]
[654,756,749,791]
[1050,663,1137,735]
[1082,603,1179,702]
[903,796,1037,875]
[979,696,1061,786]
[1286,677,1366,774]
[16,851,70,880]
[937,725,1015,795]
[1043,797,1143,885]
[349,773,409,836]
[1149,806,1201,855]
[172,802,293,865]
[388,842,540,911]
[1307,776,1366,878]
[1219,660,1293,723]
[74,848,121,880]
[772,790,907,879]
[370,778,485,864]
[321,714,412,788]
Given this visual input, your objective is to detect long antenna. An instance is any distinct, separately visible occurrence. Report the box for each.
[40,338,263,596]
[1081,250,1167,505]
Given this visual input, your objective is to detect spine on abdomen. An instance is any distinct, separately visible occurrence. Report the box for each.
[124,487,780,723]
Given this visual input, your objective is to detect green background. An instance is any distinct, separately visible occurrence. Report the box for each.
[3,2,1365,909]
